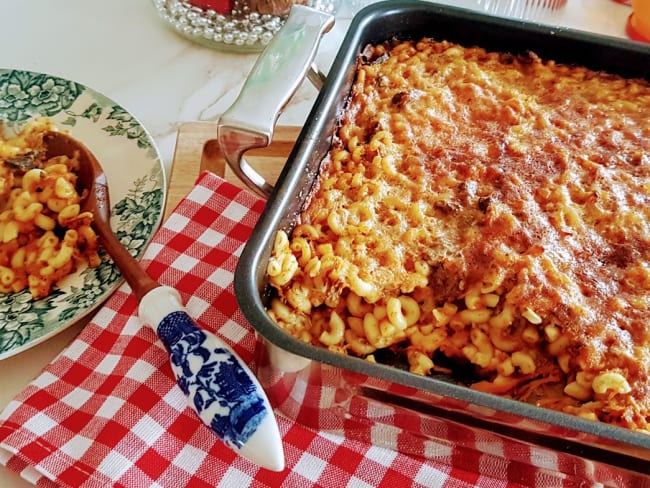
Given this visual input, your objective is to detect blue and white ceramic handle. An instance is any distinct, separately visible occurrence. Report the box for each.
[138,286,284,472]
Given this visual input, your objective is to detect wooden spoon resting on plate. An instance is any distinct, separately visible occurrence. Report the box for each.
[43,131,285,472]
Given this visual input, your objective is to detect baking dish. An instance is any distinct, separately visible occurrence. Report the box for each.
[221,2,650,483]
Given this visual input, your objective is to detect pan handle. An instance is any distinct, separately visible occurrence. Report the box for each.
[217,6,335,198]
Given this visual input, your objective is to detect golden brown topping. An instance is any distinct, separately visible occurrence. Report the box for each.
[267,38,650,432]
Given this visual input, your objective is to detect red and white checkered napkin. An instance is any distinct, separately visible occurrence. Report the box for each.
[0,172,535,487]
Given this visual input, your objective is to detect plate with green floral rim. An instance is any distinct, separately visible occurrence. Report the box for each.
[0,69,166,360]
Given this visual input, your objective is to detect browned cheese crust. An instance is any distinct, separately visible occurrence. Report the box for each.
[266,38,650,432]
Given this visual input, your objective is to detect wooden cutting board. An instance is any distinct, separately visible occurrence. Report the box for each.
[164,122,302,218]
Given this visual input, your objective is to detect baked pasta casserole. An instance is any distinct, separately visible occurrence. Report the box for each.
[0,118,100,299]
[266,38,650,432]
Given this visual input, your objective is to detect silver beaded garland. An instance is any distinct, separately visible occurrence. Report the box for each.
[152,0,337,52]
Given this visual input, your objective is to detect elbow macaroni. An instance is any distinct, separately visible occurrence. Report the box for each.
[265,39,650,433]
[0,118,100,299]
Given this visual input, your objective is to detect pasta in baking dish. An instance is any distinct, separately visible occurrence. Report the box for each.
[0,118,100,299]
[266,38,650,432]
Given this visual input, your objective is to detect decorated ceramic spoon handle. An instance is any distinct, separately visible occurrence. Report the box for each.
[138,286,285,472]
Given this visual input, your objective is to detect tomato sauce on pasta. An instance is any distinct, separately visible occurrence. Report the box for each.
[266,39,650,432]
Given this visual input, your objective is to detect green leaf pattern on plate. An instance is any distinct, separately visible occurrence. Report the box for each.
[0,69,164,358]
[0,71,84,122]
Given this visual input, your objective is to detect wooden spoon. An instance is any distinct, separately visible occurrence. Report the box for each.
[43,131,285,472]
[44,131,158,301]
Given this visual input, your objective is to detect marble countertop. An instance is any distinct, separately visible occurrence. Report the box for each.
[0,1,637,486]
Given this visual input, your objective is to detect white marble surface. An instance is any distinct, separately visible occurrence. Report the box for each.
[0,1,636,486]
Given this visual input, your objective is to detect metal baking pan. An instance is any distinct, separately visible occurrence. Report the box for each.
[221,1,650,482]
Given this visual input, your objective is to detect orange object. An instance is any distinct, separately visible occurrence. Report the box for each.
[627,0,650,43]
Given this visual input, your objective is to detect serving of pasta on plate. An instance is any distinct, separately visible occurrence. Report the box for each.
[0,68,164,360]
[0,118,101,299]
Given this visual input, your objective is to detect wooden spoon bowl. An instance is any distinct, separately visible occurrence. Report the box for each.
[43,131,158,300]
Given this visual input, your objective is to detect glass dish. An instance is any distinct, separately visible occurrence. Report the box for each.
[152,0,340,52]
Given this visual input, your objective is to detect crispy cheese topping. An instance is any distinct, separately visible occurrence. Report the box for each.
[268,38,650,431]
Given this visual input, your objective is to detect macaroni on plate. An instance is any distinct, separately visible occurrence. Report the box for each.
[266,38,650,432]
[0,118,100,299]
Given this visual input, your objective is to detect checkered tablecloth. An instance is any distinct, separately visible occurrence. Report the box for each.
[0,172,621,487]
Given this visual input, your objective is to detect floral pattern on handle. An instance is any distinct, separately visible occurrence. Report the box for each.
[157,310,267,448]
